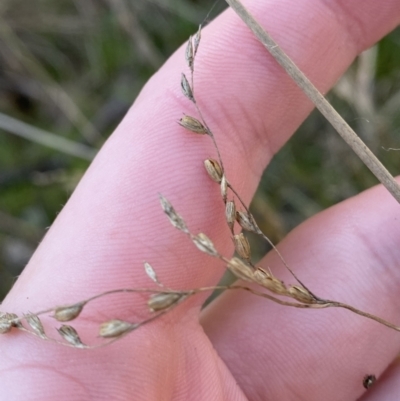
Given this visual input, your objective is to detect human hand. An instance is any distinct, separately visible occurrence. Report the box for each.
[1,1,400,400]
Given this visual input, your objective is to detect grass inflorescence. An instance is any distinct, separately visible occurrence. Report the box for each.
[1,19,400,351]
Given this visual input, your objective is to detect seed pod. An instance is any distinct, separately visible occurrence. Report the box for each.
[288,286,315,304]
[0,313,13,334]
[144,262,162,286]
[159,194,188,233]
[204,159,223,183]
[263,276,287,295]
[99,319,136,338]
[192,233,218,256]
[220,175,228,203]
[148,293,183,312]
[193,25,201,55]
[53,303,84,322]
[5,313,22,329]
[57,325,85,348]
[236,211,258,233]
[178,115,207,134]
[181,73,194,101]
[225,201,236,231]
[25,314,46,338]
[253,267,271,285]
[227,257,254,282]
[233,233,251,261]
[185,36,194,69]
[253,268,287,295]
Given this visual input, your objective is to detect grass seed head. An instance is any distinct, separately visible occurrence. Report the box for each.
[53,303,85,322]
[179,115,207,134]
[253,267,271,282]
[25,314,46,338]
[181,73,194,101]
[144,262,161,286]
[220,175,228,202]
[159,194,188,232]
[233,233,251,261]
[192,233,218,256]
[253,268,287,295]
[225,201,236,231]
[193,25,201,55]
[236,210,258,233]
[0,313,13,334]
[57,325,85,348]
[185,36,194,70]
[148,292,183,312]
[204,159,223,183]
[227,257,254,282]
[99,319,136,338]
[288,285,315,304]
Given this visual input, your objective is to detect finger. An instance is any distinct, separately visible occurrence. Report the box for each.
[0,0,399,399]
[201,181,400,401]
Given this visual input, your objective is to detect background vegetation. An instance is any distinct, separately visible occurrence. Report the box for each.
[0,0,399,300]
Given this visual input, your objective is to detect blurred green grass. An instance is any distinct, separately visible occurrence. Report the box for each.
[0,0,399,300]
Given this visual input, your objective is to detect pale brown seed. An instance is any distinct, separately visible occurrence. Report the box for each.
[193,25,201,55]
[227,257,254,282]
[6,313,22,329]
[181,73,194,101]
[220,175,228,203]
[53,303,84,322]
[225,201,236,231]
[0,312,22,334]
[25,314,46,338]
[178,115,207,134]
[185,36,194,69]
[192,233,218,256]
[144,262,161,286]
[57,325,85,348]
[99,319,136,338]
[253,268,287,295]
[253,267,271,284]
[159,194,188,232]
[288,286,315,304]
[148,292,184,312]
[270,278,287,295]
[233,233,251,260]
[204,159,223,183]
[0,313,12,334]
[236,211,258,233]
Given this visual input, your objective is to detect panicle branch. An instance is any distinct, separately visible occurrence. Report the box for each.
[1,21,399,351]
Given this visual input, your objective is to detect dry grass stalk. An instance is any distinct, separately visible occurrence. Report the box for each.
[0,19,400,351]
[225,0,400,204]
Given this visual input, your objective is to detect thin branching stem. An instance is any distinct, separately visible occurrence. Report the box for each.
[227,182,312,292]
[186,31,306,289]
[2,11,400,353]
